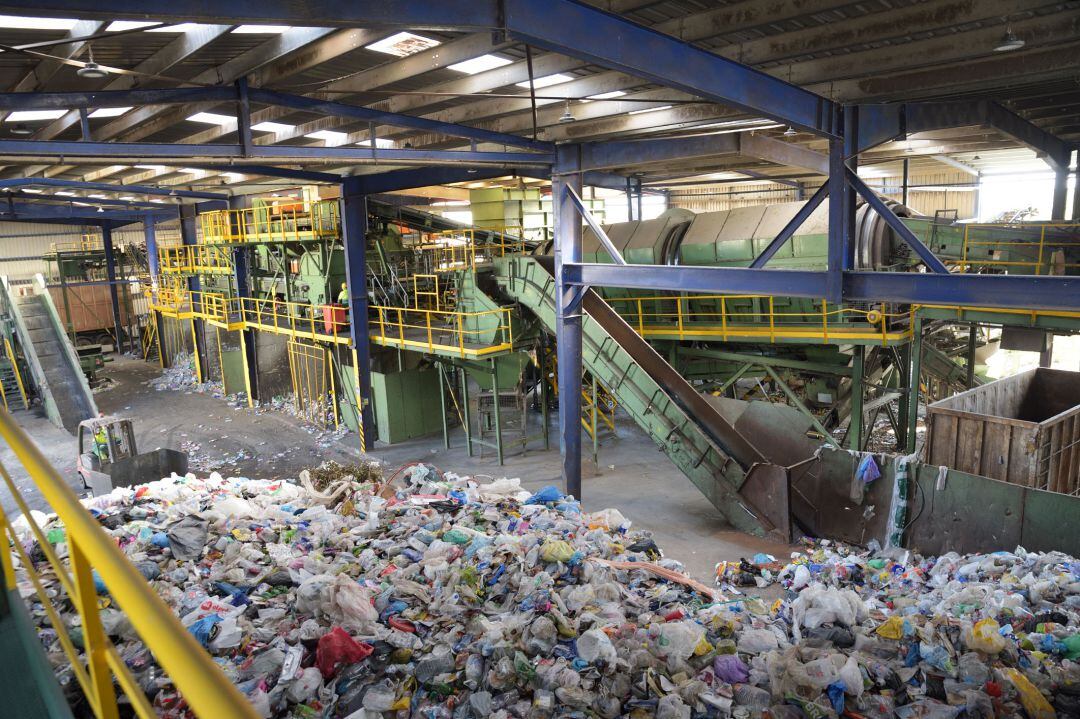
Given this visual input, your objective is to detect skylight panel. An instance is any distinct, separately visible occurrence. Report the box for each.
[515,74,573,89]
[232,25,291,33]
[251,121,294,133]
[365,32,441,57]
[588,90,626,100]
[6,110,66,122]
[187,112,234,125]
[306,130,348,145]
[89,107,132,118]
[0,15,79,30]
[106,20,161,31]
[447,54,512,75]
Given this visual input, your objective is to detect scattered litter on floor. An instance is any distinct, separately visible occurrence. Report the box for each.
[13,467,1080,718]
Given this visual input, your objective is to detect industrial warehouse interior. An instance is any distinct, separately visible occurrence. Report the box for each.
[0,1,1076,717]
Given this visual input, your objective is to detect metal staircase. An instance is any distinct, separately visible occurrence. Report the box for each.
[493,255,786,536]
[1,276,97,433]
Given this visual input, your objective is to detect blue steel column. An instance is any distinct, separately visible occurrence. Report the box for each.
[100,222,125,354]
[144,214,160,287]
[554,145,584,498]
[341,178,376,449]
[826,143,847,303]
[179,204,208,381]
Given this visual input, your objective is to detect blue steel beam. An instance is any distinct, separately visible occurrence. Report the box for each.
[845,168,948,274]
[7,0,838,136]
[564,183,625,265]
[563,263,1080,313]
[856,100,1072,165]
[0,86,552,153]
[3,1,499,30]
[249,89,552,153]
[0,87,235,111]
[0,177,227,200]
[0,201,172,223]
[576,134,739,173]
[749,183,828,269]
[0,139,554,167]
[502,0,837,137]
[350,167,516,194]
[3,191,178,210]
[181,164,341,183]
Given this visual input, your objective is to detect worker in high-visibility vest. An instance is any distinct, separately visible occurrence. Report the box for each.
[93,425,110,462]
[337,282,349,307]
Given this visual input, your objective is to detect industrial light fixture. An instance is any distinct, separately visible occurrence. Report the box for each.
[77,46,109,79]
[994,28,1024,52]
[558,100,575,123]
[10,123,31,136]
[783,126,797,137]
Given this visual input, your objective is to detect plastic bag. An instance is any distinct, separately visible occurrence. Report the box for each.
[1003,668,1056,719]
[577,627,617,664]
[875,615,905,640]
[737,628,779,654]
[970,618,1007,654]
[315,627,373,678]
[713,654,749,683]
[166,516,209,561]
[540,540,575,564]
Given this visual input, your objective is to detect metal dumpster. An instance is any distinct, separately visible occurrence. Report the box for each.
[925,367,1080,492]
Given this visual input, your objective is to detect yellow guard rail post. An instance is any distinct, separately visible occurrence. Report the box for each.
[0,410,259,719]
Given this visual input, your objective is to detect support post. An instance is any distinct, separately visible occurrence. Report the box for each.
[826,131,847,304]
[539,337,550,451]
[144,214,160,288]
[1040,334,1054,368]
[341,178,376,449]
[905,314,924,453]
[554,144,584,499]
[591,374,599,466]
[625,176,634,221]
[99,222,125,354]
[438,362,449,449]
[848,345,865,451]
[901,158,909,206]
[895,344,910,451]
[461,368,473,457]
[491,359,503,466]
[179,205,209,381]
[965,323,978,388]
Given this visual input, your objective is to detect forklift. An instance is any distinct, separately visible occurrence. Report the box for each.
[76,416,188,495]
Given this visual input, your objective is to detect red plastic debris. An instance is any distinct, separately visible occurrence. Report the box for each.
[315,627,373,678]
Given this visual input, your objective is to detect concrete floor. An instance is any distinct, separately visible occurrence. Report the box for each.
[2,356,794,583]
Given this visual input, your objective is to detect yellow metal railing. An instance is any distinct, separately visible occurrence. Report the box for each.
[198,200,340,244]
[2,338,28,411]
[370,305,515,357]
[149,285,517,357]
[421,228,528,272]
[158,245,234,275]
[0,411,258,719]
[957,222,1080,274]
[606,294,909,345]
[48,235,103,254]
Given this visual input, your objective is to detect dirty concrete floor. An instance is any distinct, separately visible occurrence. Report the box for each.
[5,356,795,585]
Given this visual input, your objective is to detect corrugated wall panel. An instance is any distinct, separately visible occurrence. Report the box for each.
[669,171,976,218]
[0,220,181,282]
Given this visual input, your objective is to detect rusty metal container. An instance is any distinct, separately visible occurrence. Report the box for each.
[925,368,1080,493]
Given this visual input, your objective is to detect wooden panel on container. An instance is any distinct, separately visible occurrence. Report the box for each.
[1011,425,1039,487]
[955,416,986,476]
[980,422,1011,481]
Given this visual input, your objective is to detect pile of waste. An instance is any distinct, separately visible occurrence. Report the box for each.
[14,466,1080,718]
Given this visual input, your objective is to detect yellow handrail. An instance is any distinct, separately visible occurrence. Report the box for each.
[197,200,341,244]
[4,338,28,409]
[0,410,259,719]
